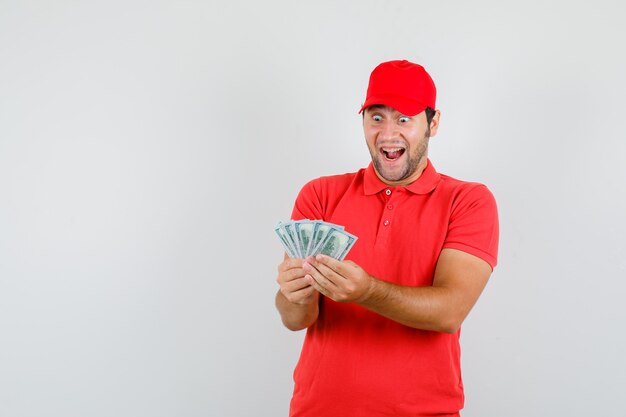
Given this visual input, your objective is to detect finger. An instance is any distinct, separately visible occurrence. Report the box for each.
[283,282,317,304]
[279,259,302,273]
[278,256,304,272]
[277,267,306,285]
[308,273,342,302]
[306,256,347,286]
[307,274,328,296]
[313,253,341,269]
[311,260,346,284]
[282,276,312,293]
[315,254,355,277]
[303,263,338,291]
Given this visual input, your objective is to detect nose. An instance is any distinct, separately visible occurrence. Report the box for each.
[379,120,398,141]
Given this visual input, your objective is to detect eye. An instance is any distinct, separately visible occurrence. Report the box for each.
[372,114,382,122]
[399,116,411,123]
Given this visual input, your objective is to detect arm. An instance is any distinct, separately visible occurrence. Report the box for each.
[302,248,492,333]
[275,255,320,331]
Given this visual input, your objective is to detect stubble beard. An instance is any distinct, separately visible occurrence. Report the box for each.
[372,134,430,183]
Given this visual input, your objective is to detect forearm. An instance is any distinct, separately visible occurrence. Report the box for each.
[359,279,464,333]
[304,249,491,333]
[275,290,319,331]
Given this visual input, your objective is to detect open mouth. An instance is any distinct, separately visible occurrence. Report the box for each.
[381,147,406,161]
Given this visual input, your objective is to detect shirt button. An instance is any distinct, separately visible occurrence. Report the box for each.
[387,204,393,210]
[385,189,391,196]
[383,220,390,226]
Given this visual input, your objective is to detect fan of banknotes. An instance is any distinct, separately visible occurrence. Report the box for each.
[274,220,357,260]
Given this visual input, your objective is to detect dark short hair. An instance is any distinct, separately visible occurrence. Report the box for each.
[425,107,436,125]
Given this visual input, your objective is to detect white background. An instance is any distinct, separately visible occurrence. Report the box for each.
[1,1,625,416]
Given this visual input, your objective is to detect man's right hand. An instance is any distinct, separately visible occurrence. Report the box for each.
[275,255,320,330]
[276,256,318,305]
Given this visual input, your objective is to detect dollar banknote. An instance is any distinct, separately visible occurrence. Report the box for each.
[274,219,357,260]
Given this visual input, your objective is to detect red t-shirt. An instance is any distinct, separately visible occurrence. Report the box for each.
[288,160,499,417]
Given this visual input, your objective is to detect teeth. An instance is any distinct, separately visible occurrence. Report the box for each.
[382,147,403,152]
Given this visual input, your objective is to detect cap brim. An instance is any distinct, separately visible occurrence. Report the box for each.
[359,95,428,116]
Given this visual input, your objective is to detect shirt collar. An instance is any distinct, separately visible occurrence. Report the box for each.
[363,159,441,195]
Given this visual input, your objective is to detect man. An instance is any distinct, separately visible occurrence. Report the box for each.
[275,60,499,417]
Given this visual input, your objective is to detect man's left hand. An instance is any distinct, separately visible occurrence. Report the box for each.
[302,255,374,303]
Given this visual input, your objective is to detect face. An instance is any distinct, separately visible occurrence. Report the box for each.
[363,105,439,186]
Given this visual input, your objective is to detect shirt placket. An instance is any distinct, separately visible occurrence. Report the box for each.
[375,187,399,247]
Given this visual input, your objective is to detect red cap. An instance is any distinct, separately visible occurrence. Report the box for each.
[359,60,437,116]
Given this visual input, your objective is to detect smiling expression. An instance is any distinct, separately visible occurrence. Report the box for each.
[363,105,439,186]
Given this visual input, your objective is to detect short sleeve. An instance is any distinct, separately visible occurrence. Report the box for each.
[290,173,356,222]
[443,184,499,269]
[291,178,325,221]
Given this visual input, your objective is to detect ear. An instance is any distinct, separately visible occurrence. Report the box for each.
[429,110,441,137]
